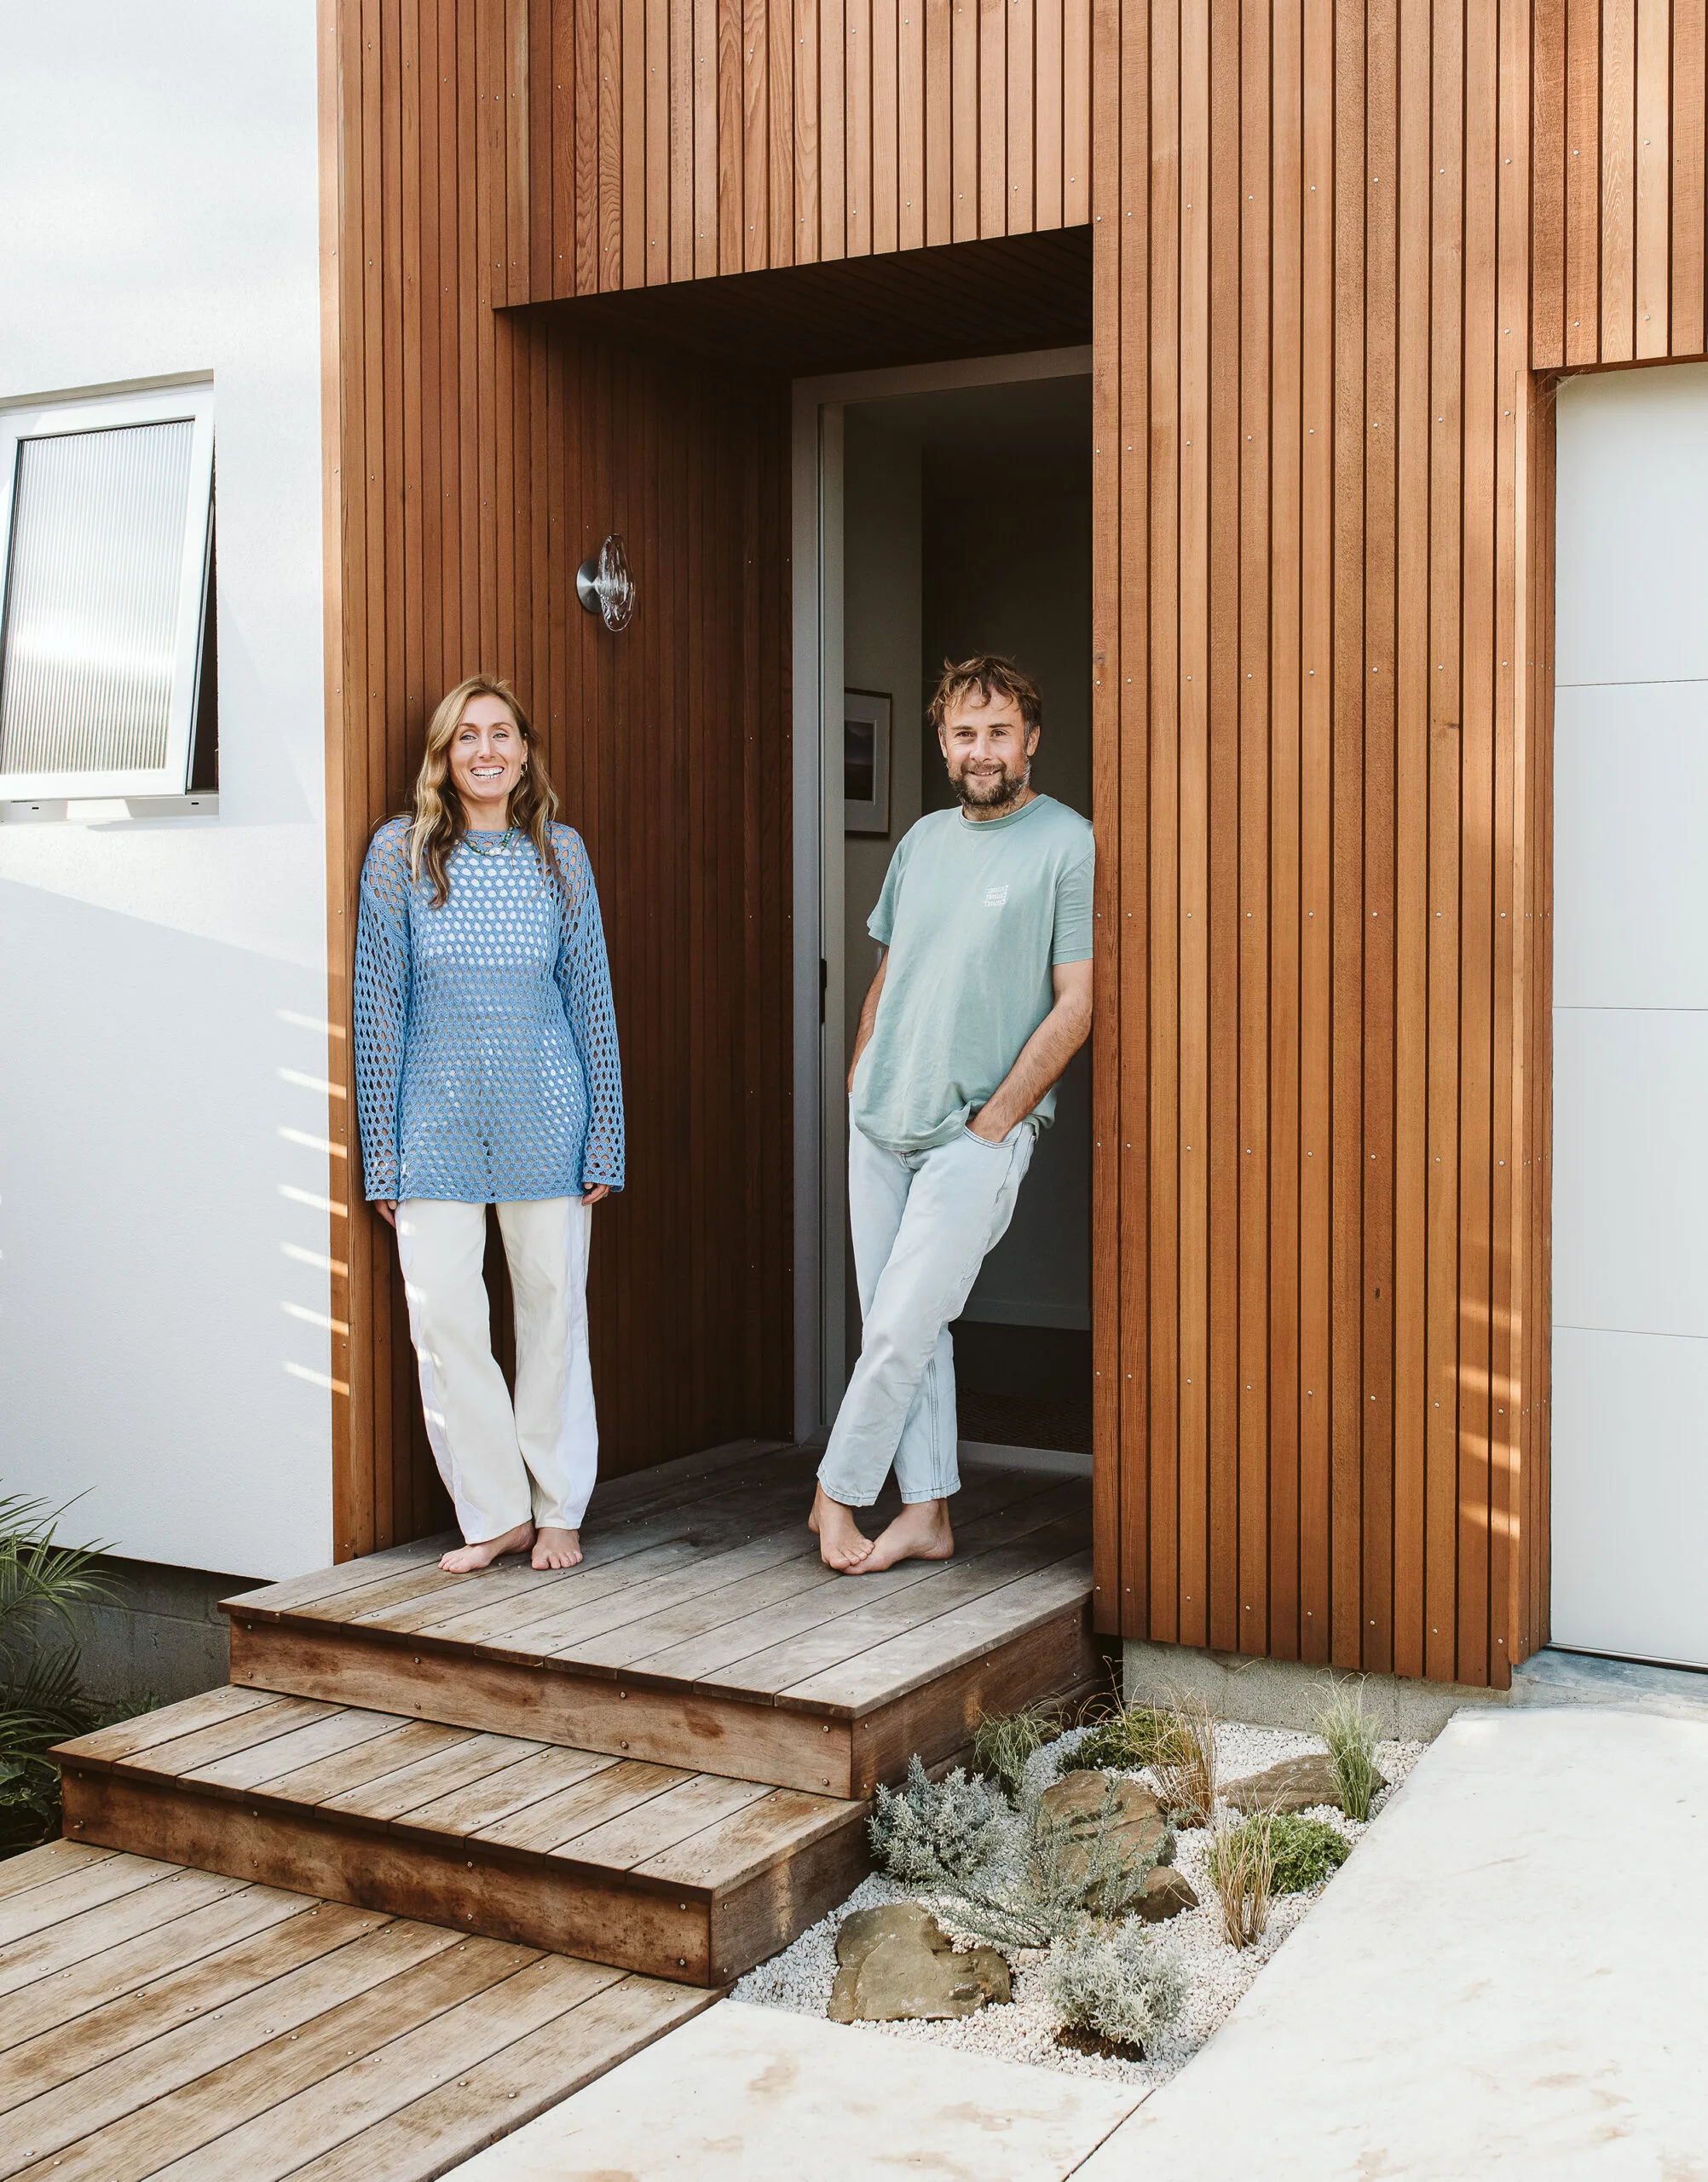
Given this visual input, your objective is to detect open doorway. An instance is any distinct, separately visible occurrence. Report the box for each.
[792,349,1094,1468]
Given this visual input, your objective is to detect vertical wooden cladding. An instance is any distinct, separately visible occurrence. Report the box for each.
[1532,0,1708,362]
[321,0,793,1557]
[1093,0,1554,1690]
[508,0,1093,294]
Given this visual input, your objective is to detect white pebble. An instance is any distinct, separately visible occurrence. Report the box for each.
[731,1719,1425,2089]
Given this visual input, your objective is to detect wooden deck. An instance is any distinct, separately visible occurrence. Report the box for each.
[55,1688,867,1988]
[0,1839,712,2182]
[30,1442,1100,2169]
[222,1443,1099,1798]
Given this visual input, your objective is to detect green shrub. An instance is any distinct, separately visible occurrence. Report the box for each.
[972,1700,1065,1804]
[1044,1920,1187,2052]
[1249,1811,1350,1892]
[1317,1680,1385,1823]
[0,1492,121,1856]
[868,1755,1009,1888]
[1056,1706,1194,1780]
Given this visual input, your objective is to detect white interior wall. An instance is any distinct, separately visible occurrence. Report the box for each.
[841,418,925,1072]
[1551,361,1708,1669]
[840,415,924,1375]
[0,3,332,1579]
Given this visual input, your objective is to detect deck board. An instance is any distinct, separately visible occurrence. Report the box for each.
[321,1735,549,1823]
[780,1552,1099,1712]
[0,1847,712,2181]
[0,1856,182,1948]
[223,1452,1098,1796]
[0,1883,312,2052]
[391,1746,616,1836]
[0,1867,247,2008]
[56,1699,868,1986]
[247,1720,474,1807]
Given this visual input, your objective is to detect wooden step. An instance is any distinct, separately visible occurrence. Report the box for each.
[53,1688,868,1989]
[223,1445,1101,1798]
[0,1839,713,2182]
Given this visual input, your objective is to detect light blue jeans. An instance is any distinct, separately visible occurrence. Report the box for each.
[818,1113,1036,1507]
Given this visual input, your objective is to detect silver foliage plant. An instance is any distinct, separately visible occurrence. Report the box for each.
[1044,1921,1188,2052]
[933,1777,1170,1952]
[867,1754,1011,1888]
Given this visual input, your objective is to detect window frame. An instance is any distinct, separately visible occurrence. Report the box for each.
[0,381,216,800]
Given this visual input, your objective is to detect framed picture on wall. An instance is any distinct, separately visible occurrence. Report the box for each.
[844,689,892,834]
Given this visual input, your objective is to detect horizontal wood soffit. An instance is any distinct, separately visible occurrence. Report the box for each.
[517,230,1095,376]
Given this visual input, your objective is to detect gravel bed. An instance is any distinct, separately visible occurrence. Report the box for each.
[732,1717,1425,2093]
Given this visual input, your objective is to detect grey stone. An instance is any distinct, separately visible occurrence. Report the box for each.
[1223,1752,1346,1815]
[1039,1770,1171,1906]
[828,1905,1010,2023]
[834,1902,946,1975]
[1134,1866,1199,1922]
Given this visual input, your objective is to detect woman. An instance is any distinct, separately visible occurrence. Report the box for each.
[352,674,623,1575]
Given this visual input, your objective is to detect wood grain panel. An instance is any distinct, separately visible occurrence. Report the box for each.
[1536,0,1708,365]
[325,0,1573,1694]
[0,1844,711,2182]
[511,0,1093,284]
[322,3,793,1554]
[1093,0,1555,1692]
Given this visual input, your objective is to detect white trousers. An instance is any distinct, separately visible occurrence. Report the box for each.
[818,1116,1035,1508]
[394,1197,597,1543]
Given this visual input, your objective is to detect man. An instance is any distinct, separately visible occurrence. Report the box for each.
[810,653,1094,1573]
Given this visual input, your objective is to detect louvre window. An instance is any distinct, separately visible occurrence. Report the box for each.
[0,384,216,799]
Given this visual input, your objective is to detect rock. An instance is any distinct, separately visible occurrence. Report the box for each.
[1039,1770,1172,1907]
[1223,1753,1345,1815]
[827,1905,1011,2023]
[834,1902,945,1975]
[1134,1865,1198,1922]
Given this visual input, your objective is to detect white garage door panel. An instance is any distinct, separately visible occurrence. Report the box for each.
[1552,1008,1708,1342]
[1553,363,1708,1669]
[1554,681,1708,1009]
[1551,1326,1708,1667]
[1555,361,1708,687]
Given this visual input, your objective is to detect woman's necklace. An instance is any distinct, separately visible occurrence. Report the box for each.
[462,827,516,858]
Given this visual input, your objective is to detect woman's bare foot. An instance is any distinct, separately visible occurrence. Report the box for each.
[809,1482,874,1572]
[861,1499,955,1573]
[532,1526,582,1571]
[439,1521,534,1573]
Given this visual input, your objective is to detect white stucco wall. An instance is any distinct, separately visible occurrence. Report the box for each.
[0,3,332,1579]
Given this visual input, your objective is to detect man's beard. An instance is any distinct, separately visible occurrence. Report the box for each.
[953,759,1030,811]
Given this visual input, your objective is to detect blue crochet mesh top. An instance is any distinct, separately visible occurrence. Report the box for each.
[352,817,625,1204]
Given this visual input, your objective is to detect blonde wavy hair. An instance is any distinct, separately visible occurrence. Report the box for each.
[407,674,563,907]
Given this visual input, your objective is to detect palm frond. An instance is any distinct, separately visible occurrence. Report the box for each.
[0,1648,95,1753]
[0,1486,110,1860]
[0,1495,113,1639]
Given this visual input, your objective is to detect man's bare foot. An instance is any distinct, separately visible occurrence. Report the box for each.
[532,1526,582,1571]
[861,1499,955,1573]
[439,1521,534,1573]
[809,1482,874,1572]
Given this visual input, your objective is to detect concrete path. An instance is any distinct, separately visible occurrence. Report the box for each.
[440,2002,1140,2181]
[442,1704,1707,2181]
[1077,1706,1708,2179]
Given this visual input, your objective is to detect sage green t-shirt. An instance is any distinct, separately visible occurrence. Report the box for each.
[851,794,1095,1155]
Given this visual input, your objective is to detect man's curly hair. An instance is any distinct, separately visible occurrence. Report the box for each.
[927,652,1044,735]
